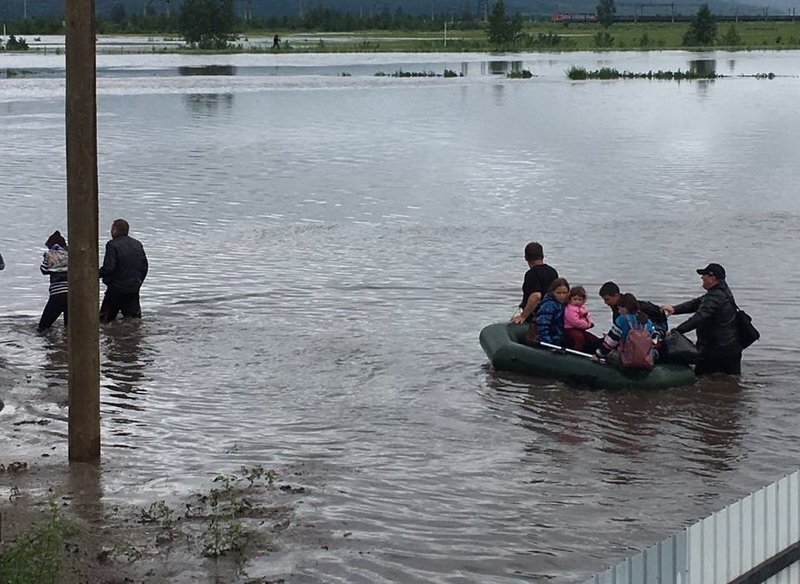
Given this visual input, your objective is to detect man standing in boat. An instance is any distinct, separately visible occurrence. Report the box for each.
[661,263,741,375]
[512,242,558,324]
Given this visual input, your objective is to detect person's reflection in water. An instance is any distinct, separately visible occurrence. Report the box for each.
[488,371,747,478]
[183,93,234,118]
[102,320,149,410]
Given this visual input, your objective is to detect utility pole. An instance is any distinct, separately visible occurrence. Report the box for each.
[65,0,100,462]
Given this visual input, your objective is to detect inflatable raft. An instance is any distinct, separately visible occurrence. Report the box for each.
[480,322,696,390]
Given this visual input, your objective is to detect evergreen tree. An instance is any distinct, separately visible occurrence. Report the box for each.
[596,0,616,28]
[486,0,522,50]
[110,3,127,24]
[683,3,717,46]
[178,0,236,50]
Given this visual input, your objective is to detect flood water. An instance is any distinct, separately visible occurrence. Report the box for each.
[1,49,800,582]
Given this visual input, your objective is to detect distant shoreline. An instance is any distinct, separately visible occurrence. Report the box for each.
[2,22,800,55]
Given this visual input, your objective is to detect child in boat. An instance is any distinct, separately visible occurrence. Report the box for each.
[564,286,601,353]
[594,293,659,365]
[534,277,570,346]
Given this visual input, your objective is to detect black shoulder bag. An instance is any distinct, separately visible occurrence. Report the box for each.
[727,293,760,349]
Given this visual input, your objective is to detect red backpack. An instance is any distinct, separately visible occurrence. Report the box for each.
[621,316,655,370]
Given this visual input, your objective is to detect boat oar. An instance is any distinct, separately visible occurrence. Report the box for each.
[538,341,605,363]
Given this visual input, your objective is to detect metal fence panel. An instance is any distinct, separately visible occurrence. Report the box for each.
[742,491,755,573]
[766,482,779,558]
[583,469,800,584]
[754,487,768,567]
[630,551,646,583]
[645,543,660,583]
[728,500,742,580]
[715,506,729,583]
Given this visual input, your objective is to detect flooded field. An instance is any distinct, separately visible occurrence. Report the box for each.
[1,49,800,582]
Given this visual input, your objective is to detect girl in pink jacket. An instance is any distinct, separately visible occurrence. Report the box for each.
[564,286,601,353]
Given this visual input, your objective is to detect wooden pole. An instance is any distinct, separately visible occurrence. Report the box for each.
[65,0,100,462]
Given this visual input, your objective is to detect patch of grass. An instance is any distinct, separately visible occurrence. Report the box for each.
[507,69,533,78]
[567,66,588,80]
[568,65,730,80]
[0,501,78,584]
[139,500,176,543]
[374,69,463,78]
[199,473,248,557]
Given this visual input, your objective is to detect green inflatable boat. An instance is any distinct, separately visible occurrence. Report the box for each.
[479,322,696,390]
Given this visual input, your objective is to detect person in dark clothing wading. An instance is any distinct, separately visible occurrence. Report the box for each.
[38,231,69,331]
[661,263,741,375]
[99,218,149,323]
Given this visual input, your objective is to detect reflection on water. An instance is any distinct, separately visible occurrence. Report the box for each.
[689,58,717,76]
[494,373,746,478]
[42,333,68,399]
[178,65,237,76]
[182,92,234,117]
[102,322,147,399]
[485,60,516,75]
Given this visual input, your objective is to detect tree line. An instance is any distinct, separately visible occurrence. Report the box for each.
[0,0,727,51]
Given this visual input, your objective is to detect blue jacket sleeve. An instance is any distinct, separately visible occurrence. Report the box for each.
[535,299,563,344]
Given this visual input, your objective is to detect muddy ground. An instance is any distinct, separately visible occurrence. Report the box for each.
[0,457,321,584]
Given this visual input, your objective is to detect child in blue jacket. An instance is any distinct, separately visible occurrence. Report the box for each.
[595,293,659,364]
[534,278,571,346]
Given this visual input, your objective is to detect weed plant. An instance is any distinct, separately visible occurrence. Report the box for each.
[507,69,533,78]
[0,502,77,584]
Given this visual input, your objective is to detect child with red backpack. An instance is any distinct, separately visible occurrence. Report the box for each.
[594,293,659,369]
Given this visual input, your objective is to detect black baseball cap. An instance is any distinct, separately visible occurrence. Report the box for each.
[696,263,726,279]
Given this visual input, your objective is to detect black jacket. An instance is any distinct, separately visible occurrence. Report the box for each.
[673,281,739,351]
[99,235,148,294]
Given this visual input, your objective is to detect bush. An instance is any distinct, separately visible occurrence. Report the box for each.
[594,31,614,47]
[0,504,77,583]
[683,3,716,46]
[638,32,653,47]
[178,0,237,49]
[507,69,533,78]
[567,66,588,80]
[5,35,30,51]
[719,24,742,46]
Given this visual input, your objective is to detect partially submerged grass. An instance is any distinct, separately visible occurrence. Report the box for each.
[566,65,776,80]
[374,69,463,77]
[0,463,303,582]
[507,68,533,78]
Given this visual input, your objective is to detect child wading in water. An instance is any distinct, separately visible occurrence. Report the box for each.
[563,286,601,353]
[38,230,69,331]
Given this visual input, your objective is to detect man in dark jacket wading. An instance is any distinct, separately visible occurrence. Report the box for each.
[661,263,741,375]
[99,218,148,323]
